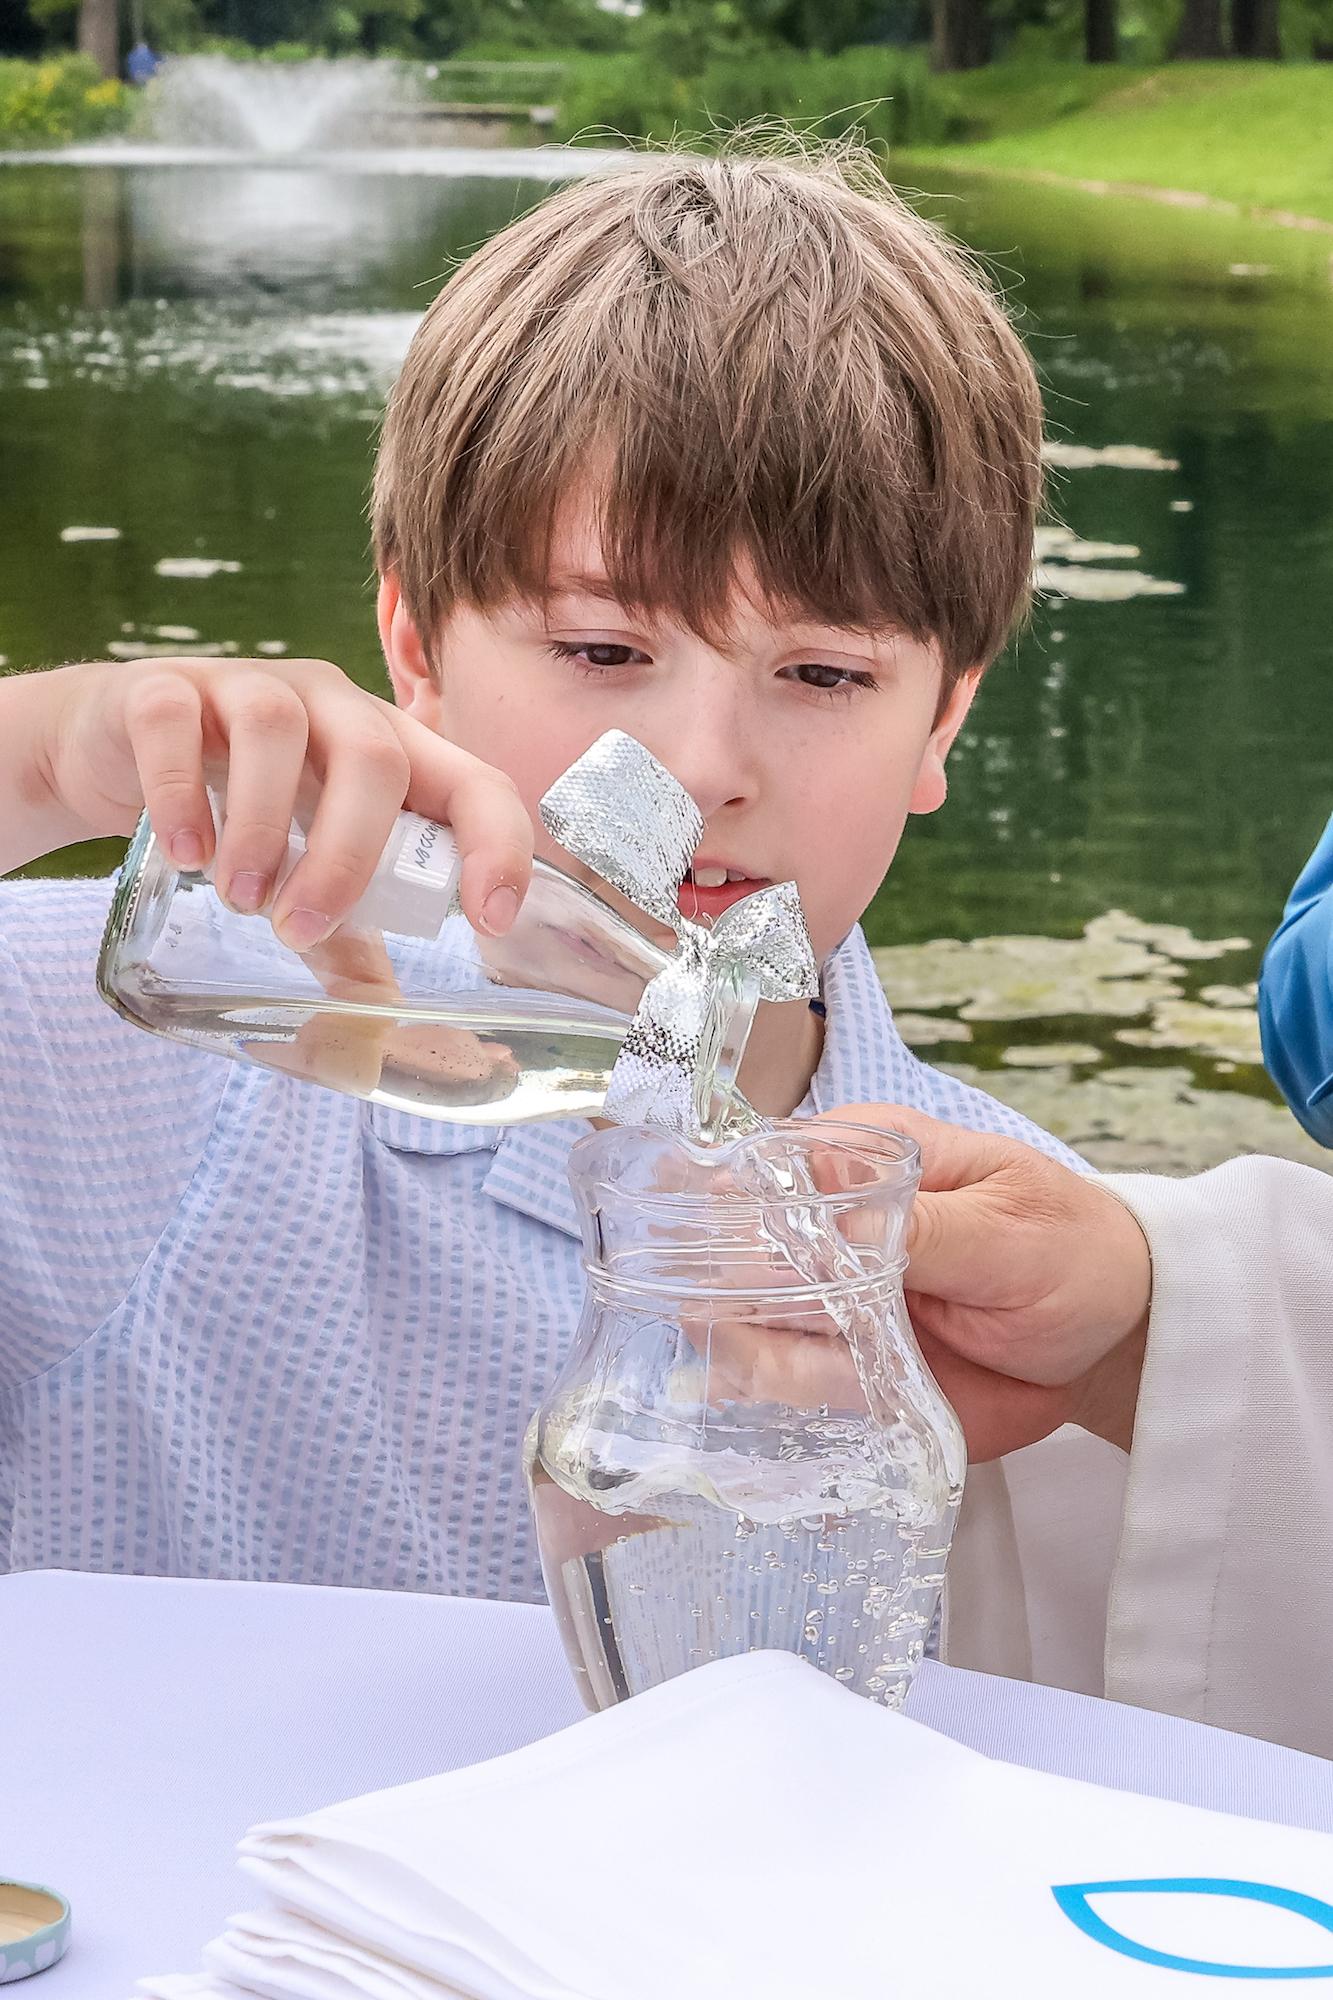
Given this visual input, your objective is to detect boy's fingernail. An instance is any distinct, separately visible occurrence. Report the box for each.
[170,829,205,870]
[480,886,519,936]
[227,870,270,915]
[279,908,335,953]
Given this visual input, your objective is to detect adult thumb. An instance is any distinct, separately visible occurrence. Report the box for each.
[906,1183,1005,1307]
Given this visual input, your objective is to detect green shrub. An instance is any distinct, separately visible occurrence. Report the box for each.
[421,57,569,103]
[0,54,131,145]
[552,43,950,149]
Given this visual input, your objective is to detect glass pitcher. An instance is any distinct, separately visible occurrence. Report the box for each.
[525,1119,965,1711]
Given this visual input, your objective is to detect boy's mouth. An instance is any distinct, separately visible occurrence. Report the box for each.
[677,863,769,923]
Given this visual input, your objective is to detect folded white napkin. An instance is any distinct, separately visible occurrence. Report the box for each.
[138,1651,1333,2000]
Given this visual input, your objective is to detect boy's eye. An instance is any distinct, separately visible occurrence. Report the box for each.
[784,662,877,695]
[547,640,648,669]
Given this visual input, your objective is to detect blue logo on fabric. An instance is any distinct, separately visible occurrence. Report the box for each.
[1052,1879,1333,1980]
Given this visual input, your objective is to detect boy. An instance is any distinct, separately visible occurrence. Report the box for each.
[0,144,1081,1604]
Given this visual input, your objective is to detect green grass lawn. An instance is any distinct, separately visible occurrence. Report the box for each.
[915,62,1333,224]
[445,50,1333,226]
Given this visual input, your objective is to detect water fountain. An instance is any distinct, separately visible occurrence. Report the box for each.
[145,55,415,154]
[0,51,623,174]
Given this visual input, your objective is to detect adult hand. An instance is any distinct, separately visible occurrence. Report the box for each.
[822,1104,1152,1461]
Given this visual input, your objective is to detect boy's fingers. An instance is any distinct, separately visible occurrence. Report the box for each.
[271,712,412,950]
[207,674,310,914]
[123,669,212,869]
[389,716,532,936]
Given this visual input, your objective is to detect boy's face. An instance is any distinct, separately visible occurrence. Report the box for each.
[380,497,976,964]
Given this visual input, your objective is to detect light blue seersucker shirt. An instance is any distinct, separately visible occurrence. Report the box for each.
[0,878,1082,1596]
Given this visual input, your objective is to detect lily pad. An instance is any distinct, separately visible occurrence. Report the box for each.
[872,925,1182,1022]
[155,557,242,579]
[1199,981,1259,1008]
[893,1014,974,1047]
[1085,911,1250,961]
[107,640,237,659]
[1035,525,1142,563]
[1042,442,1180,472]
[935,1061,1330,1177]
[1036,562,1186,601]
[1117,998,1263,1066]
[1001,1043,1103,1068]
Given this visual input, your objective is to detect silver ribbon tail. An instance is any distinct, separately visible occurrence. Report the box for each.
[540,732,818,1135]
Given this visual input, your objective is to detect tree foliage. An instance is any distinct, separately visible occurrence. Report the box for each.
[4,0,1313,87]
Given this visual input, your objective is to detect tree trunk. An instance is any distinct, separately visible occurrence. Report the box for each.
[1085,0,1118,62]
[77,0,119,79]
[1171,0,1225,56]
[931,0,989,70]
[1232,0,1281,55]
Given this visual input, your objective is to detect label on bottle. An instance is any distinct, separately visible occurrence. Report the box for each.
[393,814,459,895]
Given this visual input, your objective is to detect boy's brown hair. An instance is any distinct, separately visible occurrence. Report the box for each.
[373,141,1042,687]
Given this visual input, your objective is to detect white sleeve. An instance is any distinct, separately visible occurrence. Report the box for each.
[0,878,225,1392]
[1104,1157,1333,1757]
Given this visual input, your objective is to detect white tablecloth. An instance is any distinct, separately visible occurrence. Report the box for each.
[4,1570,1331,1998]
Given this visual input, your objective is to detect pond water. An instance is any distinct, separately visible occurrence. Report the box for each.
[2,150,1331,1171]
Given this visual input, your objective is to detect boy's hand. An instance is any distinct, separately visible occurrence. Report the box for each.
[29,657,531,943]
[822,1104,1152,1462]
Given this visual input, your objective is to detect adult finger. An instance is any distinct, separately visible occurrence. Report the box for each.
[819,1100,1017,1194]
[684,1309,862,1411]
[914,1325,1076,1463]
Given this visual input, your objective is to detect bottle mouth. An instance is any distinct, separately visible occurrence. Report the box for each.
[570,1117,922,1220]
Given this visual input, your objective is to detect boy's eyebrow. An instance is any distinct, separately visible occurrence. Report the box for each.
[544,571,625,604]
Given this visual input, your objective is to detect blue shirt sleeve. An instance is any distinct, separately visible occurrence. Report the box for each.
[1259,812,1333,1147]
[0,878,225,1392]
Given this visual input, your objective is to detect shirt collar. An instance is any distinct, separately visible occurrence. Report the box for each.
[367,924,911,1241]
[804,924,915,1115]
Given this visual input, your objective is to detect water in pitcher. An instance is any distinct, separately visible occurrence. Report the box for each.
[526,1401,958,1712]
[526,1122,966,1712]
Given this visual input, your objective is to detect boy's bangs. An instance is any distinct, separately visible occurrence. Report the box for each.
[375,150,1043,679]
[465,407,934,655]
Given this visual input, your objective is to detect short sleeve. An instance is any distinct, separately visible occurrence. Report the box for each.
[1259,810,1333,1146]
[0,877,226,1392]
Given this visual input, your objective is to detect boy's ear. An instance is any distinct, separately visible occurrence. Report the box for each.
[908,668,982,817]
[377,574,442,727]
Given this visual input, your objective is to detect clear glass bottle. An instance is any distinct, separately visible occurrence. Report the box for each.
[525,1119,965,1711]
[97,804,757,1126]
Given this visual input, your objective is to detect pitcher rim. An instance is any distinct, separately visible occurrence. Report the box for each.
[568,1116,921,1218]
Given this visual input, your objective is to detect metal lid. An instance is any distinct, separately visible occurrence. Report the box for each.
[0,1881,71,1982]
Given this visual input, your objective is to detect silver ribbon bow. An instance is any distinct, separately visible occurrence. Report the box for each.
[540,731,819,1135]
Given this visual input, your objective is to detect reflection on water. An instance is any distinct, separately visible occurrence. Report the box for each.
[2,154,1331,1171]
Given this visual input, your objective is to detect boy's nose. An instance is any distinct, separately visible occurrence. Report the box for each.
[636,677,760,822]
